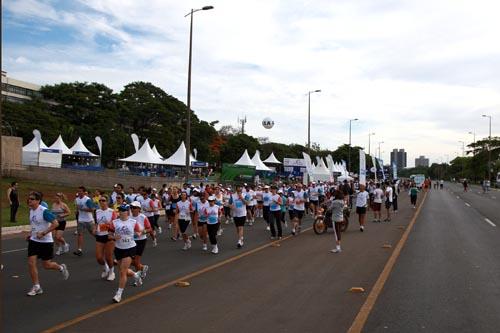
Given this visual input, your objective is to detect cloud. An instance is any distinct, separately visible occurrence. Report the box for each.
[3,0,500,166]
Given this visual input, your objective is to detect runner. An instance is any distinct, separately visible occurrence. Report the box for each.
[355,184,369,232]
[95,195,117,281]
[74,186,96,256]
[190,188,201,240]
[384,181,393,222]
[108,204,143,303]
[52,193,70,255]
[269,185,283,240]
[139,188,158,247]
[26,191,69,296]
[255,186,263,219]
[222,188,232,224]
[176,192,194,250]
[262,185,272,231]
[463,179,468,192]
[279,189,287,228]
[151,188,162,235]
[130,201,151,282]
[372,183,383,223]
[169,187,181,241]
[230,185,247,248]
[245,185,256,226]
[205,195,222,254]
[195,194,209,251]
[308,182,320,215]
[292,183,307,235]
[329,190,345,253]
[409,182,419,208]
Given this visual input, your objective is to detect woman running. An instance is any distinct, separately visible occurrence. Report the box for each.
[329,191,345,253]
[355,184,369,232]
[230,185,247,248]
[52,193,70,255]
[130,201,152,282]
[95,195,117,281]
[170,188,181,241]
[108,204,143,303]
[195,194,209,251]
[409,182,419,208]
[222,188,232,224]
[205,196,222,254]
[151,188,162,236]
[176,192,194,250]
[140,188,158,247]
[26,191,69,296]
[269,186,283,240]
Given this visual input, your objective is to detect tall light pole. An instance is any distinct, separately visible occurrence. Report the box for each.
[468,130,476,155]
[307,89,321,154]
[459,140,465,178]
[368,132,375,156]
[378,141,384,160]
[348,118,359,172]
[184,5,214,182]
[482,114,492,181]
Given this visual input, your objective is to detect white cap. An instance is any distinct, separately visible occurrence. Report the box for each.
[130,201,141,208]
[264,185,270,189]
[208,195,216,201]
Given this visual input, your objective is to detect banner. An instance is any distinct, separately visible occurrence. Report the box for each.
[302,153,314,177]
[371,155,378,182]
[95,136,102,156]
[377,158,385,180]
[392,162,397,179]
[283,158,306,167]
[131,133,139,152]
[359,149,366,185]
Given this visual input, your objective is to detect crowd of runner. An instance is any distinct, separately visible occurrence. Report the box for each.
[25,178,426,302]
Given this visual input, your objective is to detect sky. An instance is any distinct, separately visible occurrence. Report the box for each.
[3,0,500,167]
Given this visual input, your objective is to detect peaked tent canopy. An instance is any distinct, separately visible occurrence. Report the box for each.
[152,145,164,159]
[23,137,48,152]
[48,135,72,154]
[163,141,196,166]
[251,150,271,171]
[70,137,98,156]
[234,149,256,167]
[118,139,166,164]
[263,152,281,164]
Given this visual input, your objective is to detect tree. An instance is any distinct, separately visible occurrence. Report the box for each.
[219,134,260,164]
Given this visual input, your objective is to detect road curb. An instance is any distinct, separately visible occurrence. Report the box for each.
[2,220,78,236]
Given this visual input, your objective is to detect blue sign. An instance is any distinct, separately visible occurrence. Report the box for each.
[40,148,61,153]
[191,161,208,167]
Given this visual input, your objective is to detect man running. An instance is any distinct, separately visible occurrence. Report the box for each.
[292,183,307,235]
[26,191,69,296]
[74,186,96,256]
[372,183,383,223]
[130,201,151,283]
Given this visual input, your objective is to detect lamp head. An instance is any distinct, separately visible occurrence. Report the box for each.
[202,6,214,10]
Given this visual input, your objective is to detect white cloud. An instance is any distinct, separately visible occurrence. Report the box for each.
[3,0,500,166]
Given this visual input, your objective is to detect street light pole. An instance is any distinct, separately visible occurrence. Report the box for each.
[459,140,465,178]
[482,114,492,181]
[307,89,321,155]
[184,5,213,182]
[468,130,476,155]
[348,118,358,172]
[368,132,375,156]
[378,141,384,160]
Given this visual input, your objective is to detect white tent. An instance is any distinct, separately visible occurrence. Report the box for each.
[312,157,331,182]
[48,135,72,154]
[152,145,164,159]
[22,137,49,166]
[119,139,166,164]
[234,149,256,167]
[23,137,48,152]
[263,152,281,164]
[70,137,98,156]
[251,150,271,171]
[163,141,196,166]
[338,175,354,182]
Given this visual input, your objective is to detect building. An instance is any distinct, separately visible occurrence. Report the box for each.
[390,148,407,169]
[1,71,42,103]
[415,155,430,167]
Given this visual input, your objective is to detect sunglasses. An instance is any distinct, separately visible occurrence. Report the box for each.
[99,199,107,202]
[28,197,37,200]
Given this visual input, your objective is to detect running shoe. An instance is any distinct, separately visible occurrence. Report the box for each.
[266,226,270,231]
[141,265,149,279]
[107,270,116,281]
[113,292,122,303]
[73,249,83,256]
[27,286,43,296]
[237,240,242,248]
[291,229,296,236]
[249,221,253,226]
[330,248,342,253]
[360,226,364,232]
[133,273,143,287]
[60,264,69,280]
[158,227,163,234]
[211,245,219,254]
[191,234,198,240]
[217,229,223,236]
[55,246,63,256]
[64,243,70,253]
[202,244,208,251]
[153,239,158,247]
[101,268,109,279]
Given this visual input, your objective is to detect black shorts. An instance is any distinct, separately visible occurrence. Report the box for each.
[198,220,207,226]
[55,220,66,231]
[167,208,175,217]
[178,219,190,234]
[310,200,319,206]
[247,206,255,213]
[372,202,382,212]
[288,210,295,220]
[233,216,246,227]
[257,200,263,205]
[356,206,367,215]
[114,247,136,261]
[223,206,231,216]
[95,234,110,244]
[385,201,392,209]
[28,240,54,261]
[135,239,147,256]
[293,209,305,219]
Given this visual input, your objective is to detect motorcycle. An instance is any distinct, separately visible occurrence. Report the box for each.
[313,202,350,235]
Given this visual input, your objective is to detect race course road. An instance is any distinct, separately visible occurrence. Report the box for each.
[364,184,500,332]
[3,194,418,333]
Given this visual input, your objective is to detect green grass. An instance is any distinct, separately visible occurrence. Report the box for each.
[2,177,80,227]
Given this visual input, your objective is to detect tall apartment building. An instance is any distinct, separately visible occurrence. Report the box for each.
[415,155,430,167]
[390,148,407,169]
[1,71,41,103]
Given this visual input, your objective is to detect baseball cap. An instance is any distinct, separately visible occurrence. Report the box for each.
[208,195,216,201]
[118,204,130,212]
[130,201,141,208]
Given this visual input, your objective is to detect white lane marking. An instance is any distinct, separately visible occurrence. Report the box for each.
[484,218,496,227]
[456,196,460,199]
[465,203,471,207]
[2,248,27,254]
[493,196,497,199]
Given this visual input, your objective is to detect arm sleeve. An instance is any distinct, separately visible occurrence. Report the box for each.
[134,223,141,233]
[143,217,152,229]
[86,198,96,209]
[43,209,56,222]
[111,211,118,220]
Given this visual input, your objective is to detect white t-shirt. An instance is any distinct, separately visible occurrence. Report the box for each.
[385,187,393,203]
[95,208,117,236]
[75,195,94,223]
[373,188,384,204]
[30,205,56,243]
[231,193,247,217]
[177,200,193,221]
[270,194,281,212]
[293,190,307,211]
[356,191,370,208]
[111,218,139,250]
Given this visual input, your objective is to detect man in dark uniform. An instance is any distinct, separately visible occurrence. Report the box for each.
[7,181,20,222]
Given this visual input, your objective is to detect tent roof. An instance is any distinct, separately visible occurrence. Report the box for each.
[70,137,97,156]
[152,145,164,159]
[163,141,196,166]
[48,135,72,154]
[251,150,271,171]
[234,149,256,167]
[23,137,48,152]
[118,139,166,164]
[263,152,281,164]
[314,157,330,175]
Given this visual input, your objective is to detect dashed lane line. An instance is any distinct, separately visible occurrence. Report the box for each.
[465,203,471,207]
[484,218,496,227]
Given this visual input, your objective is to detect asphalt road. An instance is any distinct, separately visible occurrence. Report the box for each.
[364,183,500,332]
[2,194,417,333]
